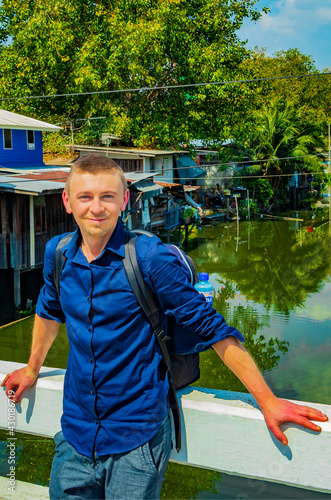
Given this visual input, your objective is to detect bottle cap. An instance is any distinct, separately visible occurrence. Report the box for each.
[199,272,209,281]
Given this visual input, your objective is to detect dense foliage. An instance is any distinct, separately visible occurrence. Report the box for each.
[230,100,326,205]
[1,0,330,203]
[0,0,267,148]
[241,48,331,131]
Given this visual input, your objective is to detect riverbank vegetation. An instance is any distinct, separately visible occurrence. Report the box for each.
[228,99,327,209]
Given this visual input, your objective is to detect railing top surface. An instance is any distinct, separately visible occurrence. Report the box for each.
[1,359,331,494]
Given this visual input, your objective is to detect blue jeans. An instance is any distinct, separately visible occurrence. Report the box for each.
[49,412,172,500]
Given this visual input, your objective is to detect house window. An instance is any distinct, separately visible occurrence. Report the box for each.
[34,197,47,233]
[34,205,47,233]
[27,130,35,150]
[3,129,12,149]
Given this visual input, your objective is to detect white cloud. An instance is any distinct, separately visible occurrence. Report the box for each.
[306,305,331,322]
[258,11,296,37]
[317,7,331,21]
[239,0,331,69]
[296,282,331,322]
[256,0,327,37]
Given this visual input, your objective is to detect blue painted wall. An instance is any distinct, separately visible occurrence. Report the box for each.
[0,129,44,168]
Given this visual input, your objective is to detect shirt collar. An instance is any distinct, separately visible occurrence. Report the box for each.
[63,220,125,262]
[104,220,125,258]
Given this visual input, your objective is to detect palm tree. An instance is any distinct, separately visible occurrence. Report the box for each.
[238,101,326,201]
[250,101,325,198]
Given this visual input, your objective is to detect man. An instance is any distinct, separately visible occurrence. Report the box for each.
[2,154,328,499]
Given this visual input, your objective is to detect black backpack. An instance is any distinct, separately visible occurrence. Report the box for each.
[53,229,201,452]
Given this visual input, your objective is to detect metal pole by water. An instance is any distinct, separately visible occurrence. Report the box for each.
[235,195,239,252]
[247,189,250,220]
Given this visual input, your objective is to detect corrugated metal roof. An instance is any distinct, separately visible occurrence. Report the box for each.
[16,169,154,184]
[0,169,161,194]
[17,171,69,182]
[0,166,69,174]
[125,172,157,183]
[0,109,61,131]
[133,179,163,199]
[175,155,206,183]
[0,175,64,195]
[20,170,158,185]
[154,181,180,188]
[154,181,199,191]
[75,144,184,156]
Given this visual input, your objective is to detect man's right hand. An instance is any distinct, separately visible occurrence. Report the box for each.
[1,366,38,404]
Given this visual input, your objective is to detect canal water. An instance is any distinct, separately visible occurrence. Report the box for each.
[1,211,331,498]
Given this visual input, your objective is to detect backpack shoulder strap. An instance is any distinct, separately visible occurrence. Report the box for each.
[169,245,199,285]
[123,232,161,332]
[53,232,74,297]
[123,231,182,452]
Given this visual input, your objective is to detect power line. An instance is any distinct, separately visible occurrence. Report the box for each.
[180,171,323,181]
[0,72,330,102]
[0,151,328,186]
[158,152,328,175]
[196,153,326,166]
[0,169,327,186]
[55,117,106,125]
[0,152,328,185]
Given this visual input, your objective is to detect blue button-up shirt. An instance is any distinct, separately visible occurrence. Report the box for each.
[36,222,244,457]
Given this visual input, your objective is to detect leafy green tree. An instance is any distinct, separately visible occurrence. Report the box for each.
[234,165,274,206]
[210,48,330,185]
[237,48,331,136]
[231,101,326,205]
[0,0,267,148]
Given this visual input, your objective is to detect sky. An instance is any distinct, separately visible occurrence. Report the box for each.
[239,0,331,71]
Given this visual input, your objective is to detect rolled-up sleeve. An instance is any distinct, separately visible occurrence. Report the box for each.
[36,236,66,323]
[136,236,244,353]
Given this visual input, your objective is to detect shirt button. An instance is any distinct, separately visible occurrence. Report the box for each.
[89,358,93,363]
[87,326,91,332]
[90,390,93,395]
[95,420,98,425]
[87,296,89,301]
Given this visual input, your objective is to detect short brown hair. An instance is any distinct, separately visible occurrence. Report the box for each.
[65,153,127,194]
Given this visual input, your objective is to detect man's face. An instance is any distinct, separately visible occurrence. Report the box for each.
[62,172,129,242]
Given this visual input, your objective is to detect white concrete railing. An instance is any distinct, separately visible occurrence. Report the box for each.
[1,360,331,497]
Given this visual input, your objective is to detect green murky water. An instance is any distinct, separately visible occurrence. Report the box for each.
[1,211,331,498]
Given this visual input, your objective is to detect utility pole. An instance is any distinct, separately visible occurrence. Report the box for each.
[329,123,331,233]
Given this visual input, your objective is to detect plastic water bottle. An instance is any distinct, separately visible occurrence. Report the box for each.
[195,272,213,305]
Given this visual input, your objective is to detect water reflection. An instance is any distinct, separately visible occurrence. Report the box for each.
[194,282,289,394]
[162,463,222,500]
[189,219,331,314]
[187,216,331,407]
[1,318,69,369]
[0,429,54,485]
[1,215,331,498]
